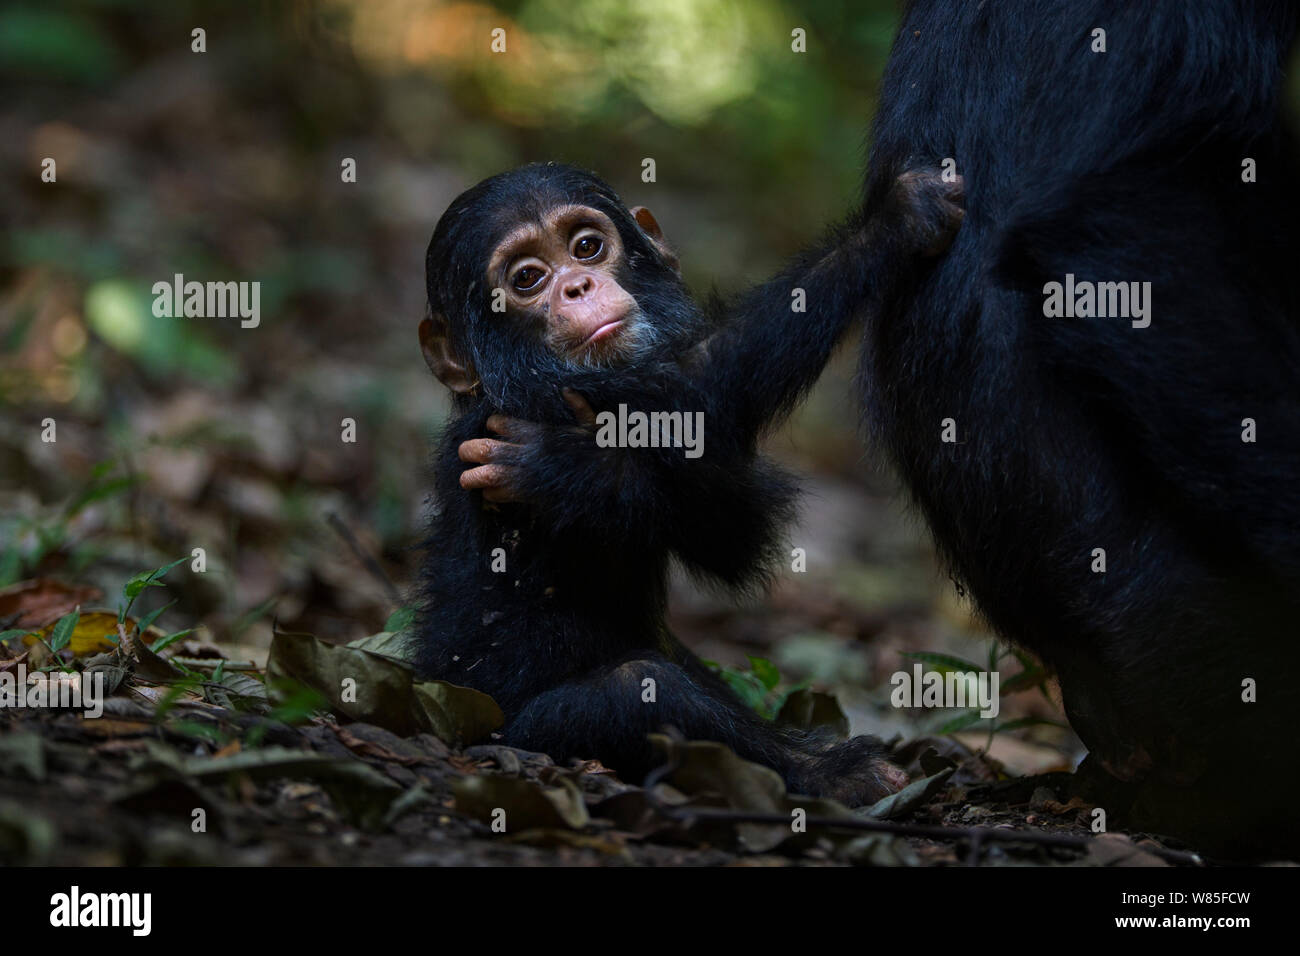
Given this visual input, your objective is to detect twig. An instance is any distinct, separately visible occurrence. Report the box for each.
[640,742,1203,866]
[645,802,1203,866]
[325,512,402,604]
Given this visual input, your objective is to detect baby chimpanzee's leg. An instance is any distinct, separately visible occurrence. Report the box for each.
[506,652,906,805]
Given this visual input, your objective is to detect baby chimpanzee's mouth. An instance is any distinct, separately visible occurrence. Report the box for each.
[582,320,623,347]
[573,319,641,369]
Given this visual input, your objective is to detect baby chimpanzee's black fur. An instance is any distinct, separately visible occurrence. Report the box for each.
[415,163,961,804]
[862,1,1300,851]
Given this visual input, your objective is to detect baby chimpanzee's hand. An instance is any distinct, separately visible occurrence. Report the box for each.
[457,389,596,503]
[456,425,527,503]
[887,167,965,257]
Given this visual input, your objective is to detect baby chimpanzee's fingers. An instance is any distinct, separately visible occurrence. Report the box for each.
[460,463,522,503]
[892,166,966,257]
[459,463,509,490]
[458,437,512,465]
[561,388,598,427]
[485,414,525,438]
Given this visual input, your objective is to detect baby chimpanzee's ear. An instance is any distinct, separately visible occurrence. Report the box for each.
[418,309,477,395]
[630,206,679,273]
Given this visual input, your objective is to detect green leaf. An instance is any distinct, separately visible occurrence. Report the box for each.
[1001,666,1048,694]
[232,596,278,638]
[134,599,176,636]
[0,629,33,644]
[265,683,329,728]
[936,709,985,735]
[771,678,810,714]
[748,655,780,691]
[47,609,80,653]
[65,475,135,518]
[123,555,188,602]
[123,575,158,601]
[720,670,768,713]
[149,629,194,654]
[384,607,416,633]
[900,651,986,674]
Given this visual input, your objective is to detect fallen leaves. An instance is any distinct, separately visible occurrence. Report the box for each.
[266,627,503,743]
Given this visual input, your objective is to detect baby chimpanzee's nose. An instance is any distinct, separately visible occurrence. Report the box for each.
[562,273,593,298]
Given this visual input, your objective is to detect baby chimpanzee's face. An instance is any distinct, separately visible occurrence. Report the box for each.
[487,204,645,366]
[422,164,698,403]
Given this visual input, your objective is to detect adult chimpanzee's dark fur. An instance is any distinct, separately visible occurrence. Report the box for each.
[862,1,1300,851]
[415,163,960,804]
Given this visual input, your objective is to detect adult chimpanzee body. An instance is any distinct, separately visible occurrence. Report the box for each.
[863,1,1300,849]
[415,163,961,804]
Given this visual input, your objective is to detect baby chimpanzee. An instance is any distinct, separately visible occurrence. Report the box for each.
[414,162,961,804]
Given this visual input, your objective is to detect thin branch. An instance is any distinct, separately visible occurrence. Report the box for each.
[325,512,402,605]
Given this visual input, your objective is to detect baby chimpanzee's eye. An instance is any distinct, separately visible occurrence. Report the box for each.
[573,235,603,260]
[512,266,545,291]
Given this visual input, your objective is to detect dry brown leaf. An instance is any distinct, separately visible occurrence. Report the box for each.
[0,579,102,629]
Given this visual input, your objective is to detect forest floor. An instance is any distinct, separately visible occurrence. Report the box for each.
[0,690,1196,867]
[0,502,1220,868]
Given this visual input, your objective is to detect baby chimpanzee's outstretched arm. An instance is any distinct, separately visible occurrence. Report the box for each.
[703,168,964,444]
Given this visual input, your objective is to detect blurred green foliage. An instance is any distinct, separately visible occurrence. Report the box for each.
[4,0,900,288]
[1,0,905,567]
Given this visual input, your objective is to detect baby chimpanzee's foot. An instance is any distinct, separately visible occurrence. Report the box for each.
[793,736,909,807]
